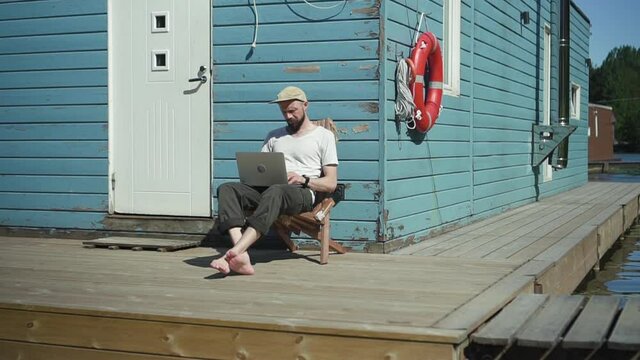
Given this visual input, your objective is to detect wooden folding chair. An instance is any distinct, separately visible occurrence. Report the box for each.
[273,118,347,264]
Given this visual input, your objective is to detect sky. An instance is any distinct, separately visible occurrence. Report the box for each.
[572,0,640,67]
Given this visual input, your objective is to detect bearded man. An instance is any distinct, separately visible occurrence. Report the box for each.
[210,86,338,275]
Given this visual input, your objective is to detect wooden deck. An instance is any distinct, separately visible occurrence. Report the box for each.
[467,294,640,359]
[1,182,639,359]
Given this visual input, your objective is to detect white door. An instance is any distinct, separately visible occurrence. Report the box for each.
[110,0,211,216]
[542,24,553,182]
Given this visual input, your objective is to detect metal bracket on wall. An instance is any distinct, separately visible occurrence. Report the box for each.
[532,124,577,167]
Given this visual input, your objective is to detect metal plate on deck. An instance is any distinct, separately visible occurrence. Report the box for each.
[83,237,201,252]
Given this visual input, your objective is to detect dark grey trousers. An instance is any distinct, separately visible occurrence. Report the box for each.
[217,182,313,235]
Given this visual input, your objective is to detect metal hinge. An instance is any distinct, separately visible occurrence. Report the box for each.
[111,173,116,191]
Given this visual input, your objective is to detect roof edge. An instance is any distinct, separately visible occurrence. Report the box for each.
[570,0,591,25]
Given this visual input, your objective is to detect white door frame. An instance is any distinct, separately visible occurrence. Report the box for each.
[107,0,212,216]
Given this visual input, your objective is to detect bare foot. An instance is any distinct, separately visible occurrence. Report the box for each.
[210,256,230,275]
[225,250,255,275]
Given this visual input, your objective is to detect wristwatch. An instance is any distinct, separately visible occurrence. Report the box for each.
[302,175,310,188]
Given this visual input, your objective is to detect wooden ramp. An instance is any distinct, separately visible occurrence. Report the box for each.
[467,294,640,360]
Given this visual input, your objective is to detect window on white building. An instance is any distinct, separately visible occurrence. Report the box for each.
[443,0,461,96]
[570,83,581,119]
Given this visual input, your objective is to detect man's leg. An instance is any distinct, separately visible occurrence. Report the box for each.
[210,183,261,274]
[224,227,255,275]
[225,185,312,272]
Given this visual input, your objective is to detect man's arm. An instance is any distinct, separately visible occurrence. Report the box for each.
[288,164,337,193]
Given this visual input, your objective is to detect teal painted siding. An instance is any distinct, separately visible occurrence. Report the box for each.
[0,0,590,252]
[212,0,382,244]
[0,0,109,228]
[384,0,473,241]
[381,0,590,243]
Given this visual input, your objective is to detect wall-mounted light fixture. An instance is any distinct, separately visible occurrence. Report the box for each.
[521,11,530,25]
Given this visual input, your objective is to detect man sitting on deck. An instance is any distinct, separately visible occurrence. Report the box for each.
[210,86,339,275]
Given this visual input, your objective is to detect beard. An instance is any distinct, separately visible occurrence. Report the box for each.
[286,115,305,133]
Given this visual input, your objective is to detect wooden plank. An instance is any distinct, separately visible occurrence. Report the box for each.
[0,14,106,38]
[0,193,106,211]
[562,296,622,349]
[213,60,378,83]
[446,203,586,258]
[486,204,597,260]
[534,226,599,294]
[0,308,456,360]
[0,141,107,158]
[471,294,548,346]
[0,158,107,175]
[213,40,378,65]
[0,69,106,89]
[0,175,106,194]
[214,82,378,104]
[0,104,107,123]
[0,0,106,21]
[595,207,624,260]
[623,197,639,230]
[608,297,640,351]
[0,87,107,106]
[433,262,534,332]
[0,33,107,55]
[384,202,473,238]
[213,19,378,45]
[516,295,585,348]
[0,51,107,72]
[82,237,201,252]
[0,339,201,360]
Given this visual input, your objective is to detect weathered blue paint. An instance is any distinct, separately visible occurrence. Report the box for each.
[0,0,109,230]
[211,0,382,243]
[0,0,590,251]
[381,0,590,246]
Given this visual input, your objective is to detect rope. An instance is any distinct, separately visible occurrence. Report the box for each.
[395,57,416,130]
[302,0,347,10]
[251,0,258,48]
[251,1,347,48]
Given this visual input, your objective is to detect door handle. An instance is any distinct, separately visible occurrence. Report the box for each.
[188,65,208,84]
[189,75,207,83]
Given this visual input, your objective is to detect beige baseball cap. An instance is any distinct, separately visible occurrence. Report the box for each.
[270,86,308,103]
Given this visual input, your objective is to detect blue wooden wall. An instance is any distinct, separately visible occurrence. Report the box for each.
[211,0,383,249]
[381,0,590,247]
[0,0,590,253]
[0,0,109,229]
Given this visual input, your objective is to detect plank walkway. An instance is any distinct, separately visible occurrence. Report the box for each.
[0,182,639,359]
[467,294,640,360]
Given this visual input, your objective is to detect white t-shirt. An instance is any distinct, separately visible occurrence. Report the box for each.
[261,126,338,178]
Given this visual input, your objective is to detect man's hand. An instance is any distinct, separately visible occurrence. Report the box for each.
[286,166,337,193]
[287,172,305,186]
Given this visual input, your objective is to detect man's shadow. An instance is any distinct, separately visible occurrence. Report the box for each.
[184,229,318,279]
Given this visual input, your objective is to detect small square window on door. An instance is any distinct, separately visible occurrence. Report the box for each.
[151,50,169,71]
[151,11,170,33]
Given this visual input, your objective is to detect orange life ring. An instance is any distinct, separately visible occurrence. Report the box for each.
[407,32,443,133]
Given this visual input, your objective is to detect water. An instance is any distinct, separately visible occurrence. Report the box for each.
[616,153,640,162]
[578,155,640,295]
[576,224,640,296]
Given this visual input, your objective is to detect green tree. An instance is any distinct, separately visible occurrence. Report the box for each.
[589,46,640,151]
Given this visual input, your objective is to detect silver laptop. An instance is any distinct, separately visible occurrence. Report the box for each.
[236,152,288,187]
